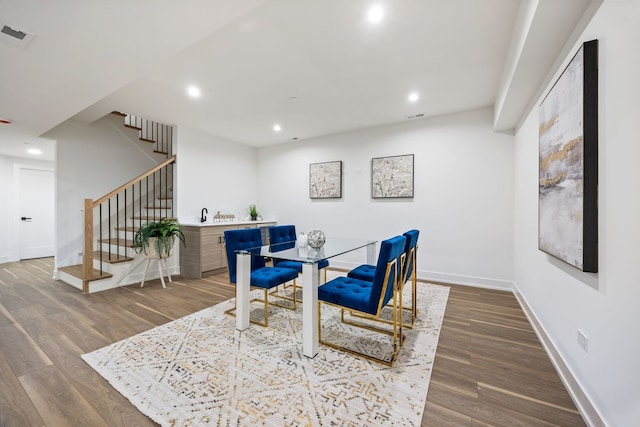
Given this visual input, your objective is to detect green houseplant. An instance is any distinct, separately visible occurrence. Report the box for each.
[248,204,259,221]
[133,218,186,258]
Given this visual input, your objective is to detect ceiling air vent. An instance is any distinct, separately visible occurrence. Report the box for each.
[0,20,35,49]
[407,113,425,120]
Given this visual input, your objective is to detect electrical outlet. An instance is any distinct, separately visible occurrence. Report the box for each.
[577,329,588,352]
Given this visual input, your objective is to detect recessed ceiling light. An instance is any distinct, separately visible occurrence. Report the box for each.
[273,124,282,132]
[367,5,384,23]
[408,92,419,102]
[187,86,201,98]
[27,148,42,155]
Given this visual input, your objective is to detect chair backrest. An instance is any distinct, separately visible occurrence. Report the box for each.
[268,225,297,244]
[268,225,297,267]
[224,228,266,283]
[368,235,406,315]
[401,229,419,284]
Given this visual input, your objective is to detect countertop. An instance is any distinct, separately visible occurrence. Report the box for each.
[181,219,276,227]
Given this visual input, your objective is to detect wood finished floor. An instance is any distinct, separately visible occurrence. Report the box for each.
[0,258,586,426]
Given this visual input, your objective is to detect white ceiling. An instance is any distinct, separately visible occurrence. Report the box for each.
[0,0,596,162]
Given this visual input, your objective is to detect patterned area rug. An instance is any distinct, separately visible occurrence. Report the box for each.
[82,272,449,426]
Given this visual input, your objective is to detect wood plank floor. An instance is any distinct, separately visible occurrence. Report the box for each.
[0,258,586,426]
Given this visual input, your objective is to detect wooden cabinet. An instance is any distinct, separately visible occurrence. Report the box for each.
[180,221,276,278]
[201,225,235,273]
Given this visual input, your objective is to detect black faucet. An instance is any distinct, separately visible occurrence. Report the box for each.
[200,207,208,223]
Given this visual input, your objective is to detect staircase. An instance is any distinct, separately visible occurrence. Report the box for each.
[58,113,178,293]
[122,113,174,156]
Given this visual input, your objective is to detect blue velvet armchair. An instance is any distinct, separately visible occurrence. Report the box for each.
[318,235,406,366]
[224,228,299,327]
[347,229,419,327]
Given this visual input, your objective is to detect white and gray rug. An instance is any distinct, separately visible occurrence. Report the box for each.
[82,272,449,426]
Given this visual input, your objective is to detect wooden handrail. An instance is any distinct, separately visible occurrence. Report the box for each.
[93,155,176,206]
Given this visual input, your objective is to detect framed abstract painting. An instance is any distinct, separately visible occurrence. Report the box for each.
[538,39,598,272]
[309,161,342,199]
[371,154,414,198]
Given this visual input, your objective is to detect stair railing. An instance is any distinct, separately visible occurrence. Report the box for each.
[124,114,174,156]
[82,155,176,293]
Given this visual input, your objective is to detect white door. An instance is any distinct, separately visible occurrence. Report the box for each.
[19,168,55,259]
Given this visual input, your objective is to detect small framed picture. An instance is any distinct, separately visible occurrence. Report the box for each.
[309,161,342,199]
[371,154,414,198]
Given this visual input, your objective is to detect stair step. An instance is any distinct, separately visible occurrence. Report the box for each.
[140,137,155,143]
[111,111,127,117]
[59,265,113,282]
[131,216,177,221]
[146,205,171,210]
[93,251,133,264]
[124,124,142,130]
[154,150,169,155]
[115,226,138,232]
[157,196,173,200]
[99,238,134,247]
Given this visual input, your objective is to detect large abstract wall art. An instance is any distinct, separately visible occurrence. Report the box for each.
[538,40,598,272]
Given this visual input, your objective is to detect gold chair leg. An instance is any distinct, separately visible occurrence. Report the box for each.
[263,288,269,327]
[346,296,415,330]
[225,280,298,327]
[412,275,417,322]
[319,301,401,366]
[269,278,297,310]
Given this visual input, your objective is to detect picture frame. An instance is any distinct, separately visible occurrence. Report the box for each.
[309,161,342,199]
[538,39,598,273]
[371,154,414,199]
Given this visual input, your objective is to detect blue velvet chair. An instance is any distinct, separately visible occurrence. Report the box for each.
[347,230,419,327]
[224,228,299,327]
[268,224,329,275]
[400,230,419,325]
[318,235,406,366]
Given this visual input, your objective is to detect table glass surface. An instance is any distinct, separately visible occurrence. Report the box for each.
[237,237,376,263]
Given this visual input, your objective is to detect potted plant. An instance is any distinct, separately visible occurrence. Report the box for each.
[133,218,186,258]
[248,204,259,221]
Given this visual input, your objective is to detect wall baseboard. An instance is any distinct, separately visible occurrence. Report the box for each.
[422,269,513,291]
[0,255,14,265]
[328,261,513,291]
[512,282,606,427]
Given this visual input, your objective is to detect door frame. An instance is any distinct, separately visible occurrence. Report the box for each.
[12,163,56,263]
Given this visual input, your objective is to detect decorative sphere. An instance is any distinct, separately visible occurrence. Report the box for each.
[307,229,326,249]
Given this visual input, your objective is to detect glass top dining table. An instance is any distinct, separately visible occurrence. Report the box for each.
[234,237,377,358]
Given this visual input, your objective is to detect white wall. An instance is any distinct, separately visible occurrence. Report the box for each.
[175,126,258,224]
[257,107,515,288]
[0,154,55,263]
[513,2,640,426]
[47,117,162,269]
[0,155,14,263]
